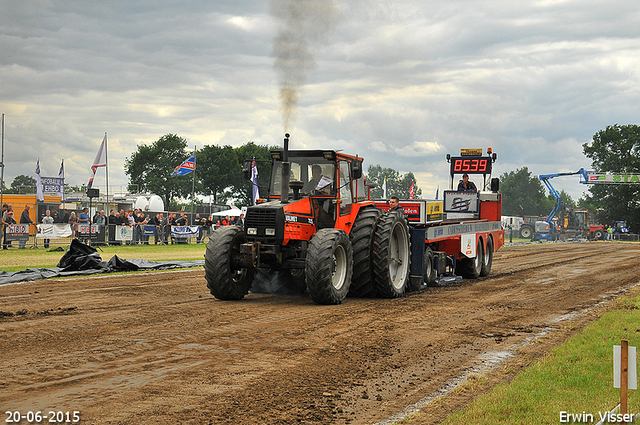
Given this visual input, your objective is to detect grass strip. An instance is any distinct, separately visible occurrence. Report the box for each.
[0,243,207,272]
[441,290,640,424]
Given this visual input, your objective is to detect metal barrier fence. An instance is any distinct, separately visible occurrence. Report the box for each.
[611,233,640,242]
[1,224,223,249]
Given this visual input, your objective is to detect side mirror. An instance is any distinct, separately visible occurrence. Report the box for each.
[351,160,363,180]
[490,177,499,193]
[242,160,252,181]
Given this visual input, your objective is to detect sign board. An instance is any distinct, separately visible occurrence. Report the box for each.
[426,220,502,241]
[171,226,199,238]
[115,226,133,241]
[461,234,476,257]
[375,200,443,224]
[6,224,29,241]
[460,149,483,156]
[586,172,640,184]
[143,225,156,236]
[36,224,73,239]
[614,345,638,390]
[41,177,64,194]
[443,191,479,213]
[77,224,100,236]
[449,157,492,175]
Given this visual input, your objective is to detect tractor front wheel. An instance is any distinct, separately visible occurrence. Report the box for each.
[204,226,254,300]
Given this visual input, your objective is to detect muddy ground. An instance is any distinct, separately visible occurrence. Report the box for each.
[1,241,639,424]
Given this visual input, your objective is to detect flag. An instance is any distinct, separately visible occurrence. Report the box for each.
[35,159,44,201]
[409,181,415,200]
[58,160,65,201]
[88,134,107,189]
[435,185,439,200]
[251,159,260,205]
[171,155,195,177]
[382,178,387,199]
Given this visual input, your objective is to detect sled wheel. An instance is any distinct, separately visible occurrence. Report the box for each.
[457,237,484,279]
[424,246,438,287]
[480,237,493,277]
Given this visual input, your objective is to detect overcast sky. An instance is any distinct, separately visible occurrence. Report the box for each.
[2,0,639,202]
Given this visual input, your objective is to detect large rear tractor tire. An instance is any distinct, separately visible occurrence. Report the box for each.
[348,206,382,297]
[374,211,411,298]
[305,229,353,305]
[480,237,493,277]
[204,226,254,300]
[456,237,484,279]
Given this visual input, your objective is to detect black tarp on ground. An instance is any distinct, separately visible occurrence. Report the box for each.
[0,239,204,285]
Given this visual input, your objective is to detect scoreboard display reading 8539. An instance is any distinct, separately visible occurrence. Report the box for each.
[449,157,492,175]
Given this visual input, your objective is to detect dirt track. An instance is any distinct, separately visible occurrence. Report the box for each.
[2,241,640,424]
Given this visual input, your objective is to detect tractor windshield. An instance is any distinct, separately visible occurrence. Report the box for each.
[270,156,336,197]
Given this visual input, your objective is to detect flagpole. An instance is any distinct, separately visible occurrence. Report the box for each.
[0,113,4,208]
[61,159,65,202]
[191,146,196,219]
[105,132,109,212]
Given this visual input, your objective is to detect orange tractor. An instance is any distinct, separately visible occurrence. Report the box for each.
[204,134,410,305]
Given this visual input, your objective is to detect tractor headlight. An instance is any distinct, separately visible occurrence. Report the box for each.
[265,228,276,236]
[247,227,257,235]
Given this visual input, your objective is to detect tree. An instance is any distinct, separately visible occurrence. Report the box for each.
[582,124,640,232]
[197,142,275,207]
[197,145,239,205]
[366,165,422,199]
[124,134,194,210]
[9,175,36,194]
[499,167,552,216]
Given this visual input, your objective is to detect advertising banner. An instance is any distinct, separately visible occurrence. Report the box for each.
[443,191,479,213]
[77,224,100,237]
[585,172,640,184]
[41,176,64,194]
[36,224,73,239]
[115,226,133,241]
[171,226,199,237]
[143,225,156,236]
[6,224,29,241]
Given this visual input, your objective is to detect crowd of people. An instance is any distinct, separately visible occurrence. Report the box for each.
[1,202,248,248]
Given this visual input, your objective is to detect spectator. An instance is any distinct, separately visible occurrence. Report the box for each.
[222,215,230,226]
[160,213,170,245]
[236,214,244,227]
[18,205,34,249]
[3,210,16,249]
[108,210,119,245]
[195,213,206,243]
[175,213,187,226]
[51,208,60,224]
[126,210,135,245]
[41,210,54,248]
[68,211,78,238]
[0,204,7,247]
[78,207,90,224]
[60,208,70,224]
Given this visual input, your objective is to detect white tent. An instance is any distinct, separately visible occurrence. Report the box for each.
[212,208,242,217]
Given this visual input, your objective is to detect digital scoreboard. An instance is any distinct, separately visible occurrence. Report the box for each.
[449,157,492,175]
